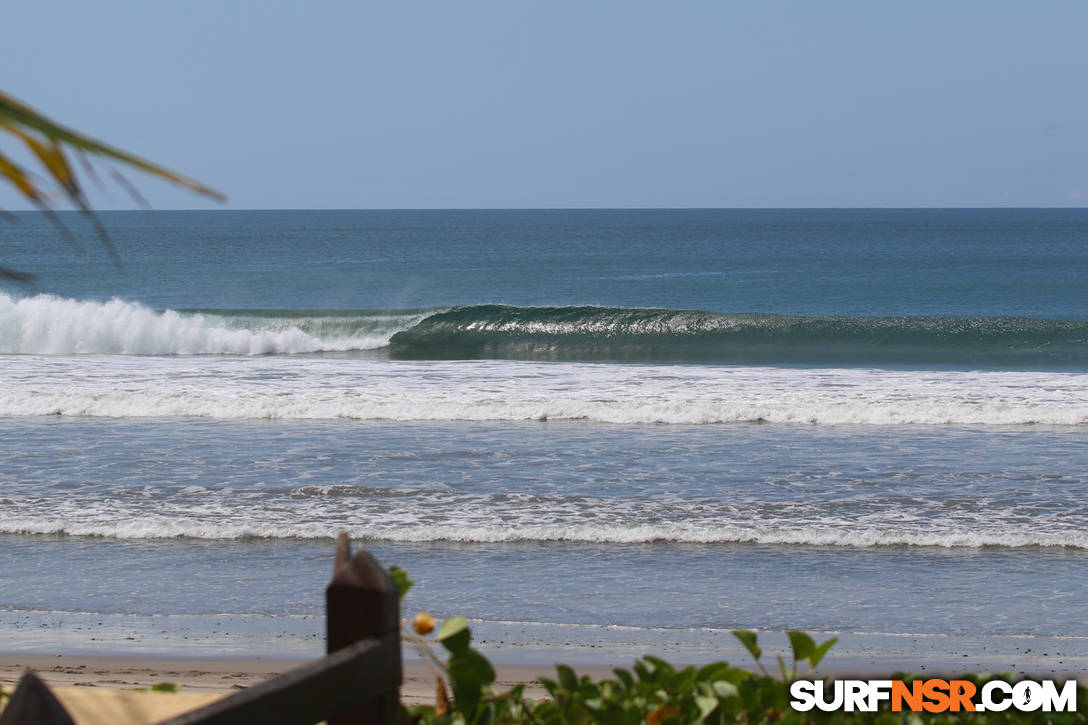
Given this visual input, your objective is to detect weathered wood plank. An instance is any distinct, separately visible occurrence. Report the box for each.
[157,633,399,725]
[326,533,400,651]
[51,688,223,725]
[326,533,401,724]
[159,536,403,725]
[0,670,77,725]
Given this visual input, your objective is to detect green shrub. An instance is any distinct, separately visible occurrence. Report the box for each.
[394,568,1086,724]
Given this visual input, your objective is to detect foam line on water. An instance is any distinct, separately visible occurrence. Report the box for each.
[1,355,1085,426]
[2,517,1085,549]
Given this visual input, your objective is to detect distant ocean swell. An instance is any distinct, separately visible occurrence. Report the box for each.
[3,293,1087,365]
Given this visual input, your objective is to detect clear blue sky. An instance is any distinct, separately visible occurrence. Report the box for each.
[3,1,1087,209]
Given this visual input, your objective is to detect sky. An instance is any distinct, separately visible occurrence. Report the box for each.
[2,1,1087,210]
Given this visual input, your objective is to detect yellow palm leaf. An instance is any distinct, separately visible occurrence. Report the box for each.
[0,91,224,201]
[0,89,225,281]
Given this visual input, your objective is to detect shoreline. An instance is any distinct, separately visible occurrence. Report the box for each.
[3,648,1086,724]
[4,649,1086,706]
[3,616,1085,680]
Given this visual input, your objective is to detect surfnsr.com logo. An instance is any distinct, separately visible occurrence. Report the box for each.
[790,679,1078,713]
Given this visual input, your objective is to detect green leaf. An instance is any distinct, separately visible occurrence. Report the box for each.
[711,680,740,699]
[808,637,838,668]
[731,630,762,660]
[582,697,603,711]
[642,655,673,676]
[779,711,806,725]
[697,662,743,686]
[787,631,815,662]
[436,615,471,654]
[776,655,790,681]
[448,651,486,714]
[633,659,656,683]
[612,668,635,690]
[453,648,495,685]
[387,565,413,599]
[150,683,179,693]
[695,695,719,722]
[556,664,578,691]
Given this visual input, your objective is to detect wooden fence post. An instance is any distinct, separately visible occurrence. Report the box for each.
[0,671,75,725]
[326,533,401,725]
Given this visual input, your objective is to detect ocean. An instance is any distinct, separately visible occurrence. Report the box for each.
[1,209,1086,673]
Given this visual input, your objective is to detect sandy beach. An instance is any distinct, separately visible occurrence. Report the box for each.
[0,653,563,706]
[0,654,554,722]
[3,637,1086,724]
[4,648,1085,701]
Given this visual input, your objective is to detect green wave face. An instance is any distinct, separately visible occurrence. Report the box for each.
[388,305,1088,366]
[185,308,437,341]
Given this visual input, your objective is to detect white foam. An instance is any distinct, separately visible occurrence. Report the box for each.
[3,418,1083,549]
[1,354,1086,426]
[0,293,399,354]
[1,517,1084,549]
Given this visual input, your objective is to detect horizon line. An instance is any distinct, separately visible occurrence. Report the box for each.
[8,205,1088,213]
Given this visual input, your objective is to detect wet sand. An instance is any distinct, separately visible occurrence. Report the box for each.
[3,647,1085,723]
[0,652,570,706]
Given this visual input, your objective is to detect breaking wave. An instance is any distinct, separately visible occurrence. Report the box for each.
[3,293,1087,365]
[388,305,1088,366]
[0,293,427,355]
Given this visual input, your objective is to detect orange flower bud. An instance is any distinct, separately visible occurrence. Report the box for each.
[412,612,435,635]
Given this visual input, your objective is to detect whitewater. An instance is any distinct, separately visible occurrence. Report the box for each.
[0,292,421,354]
[3,291,1087,426]
[5,292,1088,366]
[3,208,1088,663]
[3,353,1087,426]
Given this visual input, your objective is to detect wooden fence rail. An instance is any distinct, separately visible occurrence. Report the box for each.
[0,533,402,725]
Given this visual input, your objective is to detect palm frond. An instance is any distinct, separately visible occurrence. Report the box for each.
[0,147,81,248]
[0,91,224,201]
[0,264,35,283]
[0,89,225,282]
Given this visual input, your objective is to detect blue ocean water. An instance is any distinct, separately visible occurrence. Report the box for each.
[1,209,1086,672]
